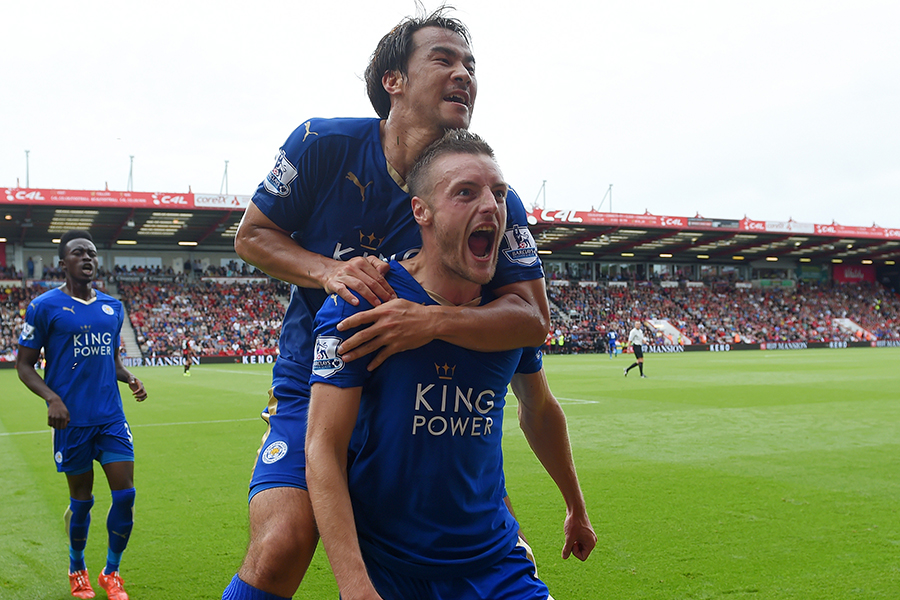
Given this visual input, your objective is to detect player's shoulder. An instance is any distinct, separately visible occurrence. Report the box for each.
[286,117,380,148]
[95,289,121,308]
[27,287,63,310]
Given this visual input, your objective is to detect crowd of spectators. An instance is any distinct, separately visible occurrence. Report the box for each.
[546,279,900,353]
[3,269,899,363]
[118,279,288,357]
[0,285,29,362]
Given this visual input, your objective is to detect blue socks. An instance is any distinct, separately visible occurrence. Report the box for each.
[67,497,94,572]
[222,574,292,600]
[105,488,136,573]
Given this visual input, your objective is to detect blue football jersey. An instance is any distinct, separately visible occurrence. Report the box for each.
[252,117,543,401]
[19,288,125,427]
[311,261,522,578]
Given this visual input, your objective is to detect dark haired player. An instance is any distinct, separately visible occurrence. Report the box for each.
[223,8,586,600]
[17,230,147,600]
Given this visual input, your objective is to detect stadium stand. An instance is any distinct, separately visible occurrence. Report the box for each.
[546,280,900,353]
[2,270,897,361]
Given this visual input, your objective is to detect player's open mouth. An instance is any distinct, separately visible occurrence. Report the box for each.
[444,92,470,107]
[468,225,497,258]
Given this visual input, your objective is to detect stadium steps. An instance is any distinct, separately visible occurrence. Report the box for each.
[833,317,875,341]
[646,318,690,345]
[106,281,144,359]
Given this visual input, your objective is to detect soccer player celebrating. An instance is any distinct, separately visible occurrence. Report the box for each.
[16,230,147,600]
[625,320,648,378]
[307,130,595,600]
[224,9,564,600]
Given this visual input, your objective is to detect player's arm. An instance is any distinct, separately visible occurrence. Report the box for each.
[511,369,597,562]
[15,344,70,429]
[337,276,551,370]
[114,344,147,402]
[305,382,384,600]
[234,202,394,308]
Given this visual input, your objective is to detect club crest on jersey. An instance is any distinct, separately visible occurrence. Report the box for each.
[261,441,288,464]
[312,336,344,378]
[20,322,35,342]
[264,150,298,197]
[502,226,539,266]
[102,304,115,316]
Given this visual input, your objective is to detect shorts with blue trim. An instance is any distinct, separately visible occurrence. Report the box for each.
[248,388,309,501]
[364,543,551,600]
[52,420,135,475]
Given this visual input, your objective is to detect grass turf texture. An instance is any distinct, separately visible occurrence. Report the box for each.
[1,348,898,599]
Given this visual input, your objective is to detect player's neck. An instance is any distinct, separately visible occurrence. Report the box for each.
[401,252,482,306]
[61,279,95,301]
[380,117,443,180]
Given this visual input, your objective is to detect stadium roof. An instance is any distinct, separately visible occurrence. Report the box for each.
[2,188,247,251]
[528,209,900,266]
[3,187,900,266]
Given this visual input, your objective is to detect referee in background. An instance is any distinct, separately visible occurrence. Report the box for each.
[624,320,648,378]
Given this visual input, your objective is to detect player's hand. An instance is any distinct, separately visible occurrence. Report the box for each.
[562,509,597,561]
[323,256,395,307]
[46,396,70,429]
[337,299,435,370]
[128,377,148,402]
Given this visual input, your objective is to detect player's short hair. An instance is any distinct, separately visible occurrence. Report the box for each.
[365,5,472,120]
[58,229,94,259]
[407,129,494,199]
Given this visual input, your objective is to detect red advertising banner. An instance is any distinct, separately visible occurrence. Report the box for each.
[832,264,876,283]
[4,187,191,209]
[4,188,253,211]
[528,208,900,240]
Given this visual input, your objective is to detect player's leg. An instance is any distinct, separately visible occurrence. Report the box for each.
[223,390,318,599]
[60,426,97,598]
[96,422,137,600]
[225,487,318,599]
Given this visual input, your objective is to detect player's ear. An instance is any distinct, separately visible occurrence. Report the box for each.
[411,195,432,226]
[382,69,404,97]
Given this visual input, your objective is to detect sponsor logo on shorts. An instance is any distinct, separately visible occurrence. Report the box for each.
[261,441,288,464]
[312,336,344,378]
[102,304,115,316]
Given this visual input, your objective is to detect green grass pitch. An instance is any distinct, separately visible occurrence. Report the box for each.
[2,348,898,599]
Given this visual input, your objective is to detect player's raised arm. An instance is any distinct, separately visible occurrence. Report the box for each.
[305,383,384,600]
[511,369,597,562]
[234,202,395,308]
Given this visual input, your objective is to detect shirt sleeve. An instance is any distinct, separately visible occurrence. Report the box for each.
[487,187,544,290]
[309,292,375,389]
[250,119,345,235]
[18,299,45,350]
[515,346,543,375]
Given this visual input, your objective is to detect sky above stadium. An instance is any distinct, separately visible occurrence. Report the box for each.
[2,0,899,229]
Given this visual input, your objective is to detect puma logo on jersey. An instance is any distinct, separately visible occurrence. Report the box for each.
[302,121,319,142]
[63,306,76,314]
[346,172,372,202]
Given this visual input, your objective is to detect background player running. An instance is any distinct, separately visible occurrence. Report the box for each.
[16,229,147,600]
[307,130,595,600]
